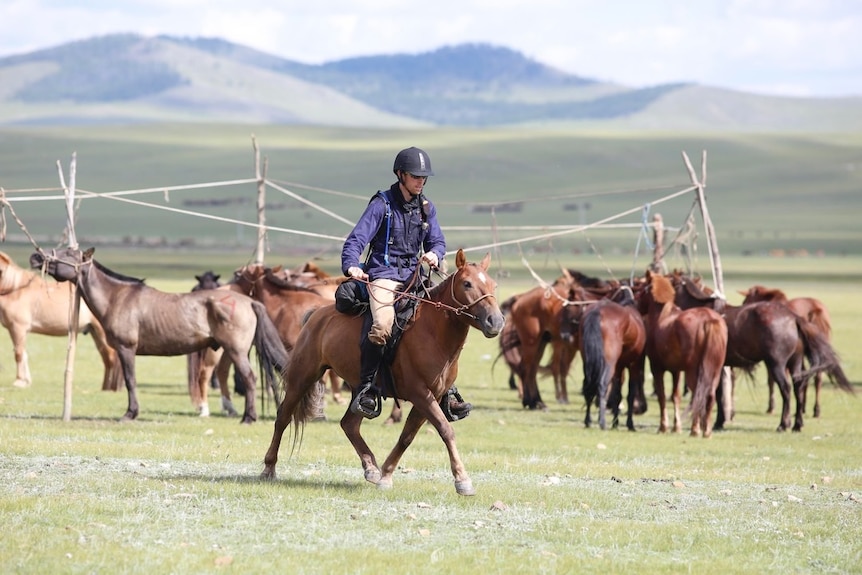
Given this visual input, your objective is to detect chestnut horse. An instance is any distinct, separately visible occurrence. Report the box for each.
[0,250,122,390]
[740,285,834,418]
[230,263,345,407]
[30,247,289,423]
[638,271,728,437]
[261,250,505,495]
[573,287,646,431]
[674,278,852,432]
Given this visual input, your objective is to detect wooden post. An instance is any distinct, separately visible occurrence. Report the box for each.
[56,153,80,422]
[681,150,732,425]
[252,135,267,264]
[649,213,665,273]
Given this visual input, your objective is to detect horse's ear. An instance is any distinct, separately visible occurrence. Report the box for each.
[560,267,573,284]
[83,247,95,260]
[479,252,491,271]
[272,265,283,273]
[456,249,466,269]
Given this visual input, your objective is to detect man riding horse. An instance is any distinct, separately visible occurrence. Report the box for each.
[340,146,471,420]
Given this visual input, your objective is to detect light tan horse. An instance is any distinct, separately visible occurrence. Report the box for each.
[261,250,505,495]
[0,250,122,390]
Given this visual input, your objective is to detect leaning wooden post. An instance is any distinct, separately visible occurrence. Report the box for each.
[57,153,80,422]
[252,135,268,265]
[682,150,732,424]
[649,213,666,273]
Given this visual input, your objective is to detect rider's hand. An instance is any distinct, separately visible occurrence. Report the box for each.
[422,252,439,268]
[347,266,368,280]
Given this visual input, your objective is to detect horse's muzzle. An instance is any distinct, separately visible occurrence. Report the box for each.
[482,312,506,338]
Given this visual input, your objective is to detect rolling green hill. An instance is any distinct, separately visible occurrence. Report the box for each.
[2,34,861,131]
[1,124,860,274]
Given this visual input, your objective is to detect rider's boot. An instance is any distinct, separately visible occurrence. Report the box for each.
[441,385,473,422]
[350,338,385,419]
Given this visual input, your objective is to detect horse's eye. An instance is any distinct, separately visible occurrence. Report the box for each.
[463,280,472,290]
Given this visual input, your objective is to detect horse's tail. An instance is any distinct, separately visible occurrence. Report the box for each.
[795,316,853,393]
[251,301,290,402]
[580,309,608,403]
[689,315,728,424]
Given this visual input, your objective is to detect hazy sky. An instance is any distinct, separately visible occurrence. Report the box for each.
[2,0,860,97]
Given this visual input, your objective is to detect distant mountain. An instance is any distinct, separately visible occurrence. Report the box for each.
[1,33,860,130]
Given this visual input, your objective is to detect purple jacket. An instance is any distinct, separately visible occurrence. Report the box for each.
[341,183,446,282]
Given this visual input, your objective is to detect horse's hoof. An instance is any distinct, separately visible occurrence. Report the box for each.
[376,477,393,490]
[198,405,210,417]
[12,379,30,388]
[239,416,255,424]
[455,480,476,496]
[364,468,381,484]
[260,467,276,481]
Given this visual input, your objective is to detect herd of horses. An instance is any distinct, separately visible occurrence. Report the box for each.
[0,247,854,494]
[498,267,853,436]
[6,247,503,495]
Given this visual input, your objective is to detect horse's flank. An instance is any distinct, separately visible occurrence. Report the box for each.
[0,250,121,389]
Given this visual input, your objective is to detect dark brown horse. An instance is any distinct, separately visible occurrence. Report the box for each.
[740,285,835,418]
[673,277,852,432]
[30,247,288,423]
[638,271,728,437]
[261,250,505,495]
[0,250,122,391]
[573,287,646,431]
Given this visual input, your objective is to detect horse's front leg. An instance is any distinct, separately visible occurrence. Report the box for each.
[10,326,32,388]
[340,409,382,484]
[117,348,139,421]
[382,395,475,496]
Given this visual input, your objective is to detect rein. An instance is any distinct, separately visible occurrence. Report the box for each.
[352,264,494,321]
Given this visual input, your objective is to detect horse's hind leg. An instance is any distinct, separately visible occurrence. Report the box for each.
[223,350,256,424]
[340,409,382,484]
[116,348,139,421]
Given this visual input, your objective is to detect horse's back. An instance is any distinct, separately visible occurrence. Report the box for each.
[291,305,363,383]
[0,273,96,334]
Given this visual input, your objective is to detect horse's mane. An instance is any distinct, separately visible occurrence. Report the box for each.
[93,259,146,284]
[263,269,321,293]
[650,273,675,304]
[746,285,787,303]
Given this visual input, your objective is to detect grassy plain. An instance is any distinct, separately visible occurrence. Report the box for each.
[1,125,861,574]
[1,124,861,260]
[1,268,861,575]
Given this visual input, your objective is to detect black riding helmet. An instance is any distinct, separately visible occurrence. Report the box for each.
[393,147,434,177]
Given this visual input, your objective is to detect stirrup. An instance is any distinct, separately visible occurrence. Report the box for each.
[442,387,472,422]
[350,383,382,419]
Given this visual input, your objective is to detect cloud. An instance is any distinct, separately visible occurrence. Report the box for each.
[0,0,860,96]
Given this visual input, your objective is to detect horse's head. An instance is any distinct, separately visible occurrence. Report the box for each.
[446,249,506,338]
[193,271,222,292]
[29,246,93,283]
[231,263,267,295]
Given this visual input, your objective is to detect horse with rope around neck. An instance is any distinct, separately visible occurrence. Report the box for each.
[261,249,505,495]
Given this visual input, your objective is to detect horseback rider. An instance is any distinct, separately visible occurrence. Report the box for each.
[341,146,472,420]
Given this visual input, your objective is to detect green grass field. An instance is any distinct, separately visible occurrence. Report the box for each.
[1,124,861,260]
[1,269,860,575]
[1,125,861,573]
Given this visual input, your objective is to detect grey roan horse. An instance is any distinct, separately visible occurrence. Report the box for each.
[30,247,288,423]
